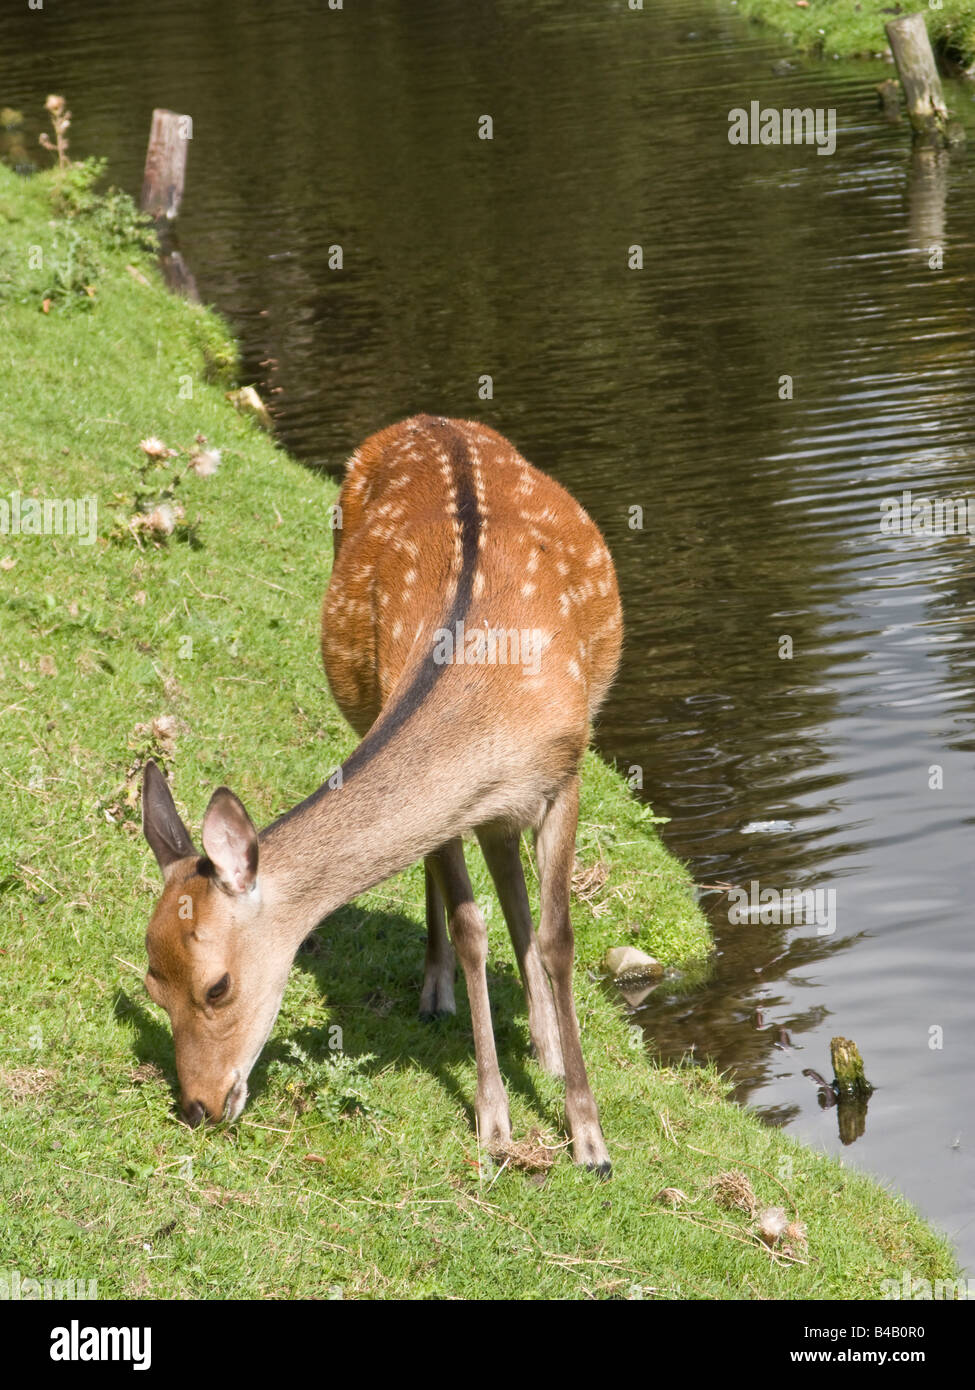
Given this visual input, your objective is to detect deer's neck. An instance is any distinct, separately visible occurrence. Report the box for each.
[258,691,500,951]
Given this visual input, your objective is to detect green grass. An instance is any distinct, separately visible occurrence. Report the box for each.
[0,159,960,1298]
[734,0,975,66]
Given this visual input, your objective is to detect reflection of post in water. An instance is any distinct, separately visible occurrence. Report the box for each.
[803,1035,874,1146]
[140,108,199,302]
[907,144,949,258]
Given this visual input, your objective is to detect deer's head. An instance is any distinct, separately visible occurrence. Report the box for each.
[140,761,289,1127]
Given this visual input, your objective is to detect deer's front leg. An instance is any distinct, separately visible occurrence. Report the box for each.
[419,858,456,1019]
[428,839,511,1148]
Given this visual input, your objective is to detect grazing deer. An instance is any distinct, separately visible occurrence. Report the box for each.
[141,415,622,1172]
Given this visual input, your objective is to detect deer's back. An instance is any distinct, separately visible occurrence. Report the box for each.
[322,416,622,755]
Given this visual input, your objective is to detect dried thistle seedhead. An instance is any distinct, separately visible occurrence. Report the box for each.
[39,94,71,169]
[188,448,221,477]
[127,501,185,541]
[131,714,187,758]
[708,1169,757,1215]
[756,1206,790,1247]
[784,1219,808,1249]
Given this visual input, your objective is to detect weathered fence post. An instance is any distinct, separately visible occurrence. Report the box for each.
[885,13,954,147]
[140,109,198,301]
[830,1035,874,1146]
[140,108,190,220]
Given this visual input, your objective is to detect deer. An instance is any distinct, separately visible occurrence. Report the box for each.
[141,414,623,1173]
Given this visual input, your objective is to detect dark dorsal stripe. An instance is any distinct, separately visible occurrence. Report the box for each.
[265,418,480,837]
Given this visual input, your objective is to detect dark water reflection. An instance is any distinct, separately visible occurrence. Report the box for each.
[6,0,975,1267]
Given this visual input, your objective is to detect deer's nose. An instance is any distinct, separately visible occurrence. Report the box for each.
[183,1099,209,1128]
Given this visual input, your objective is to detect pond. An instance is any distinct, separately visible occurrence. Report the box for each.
[5,0,975,1267]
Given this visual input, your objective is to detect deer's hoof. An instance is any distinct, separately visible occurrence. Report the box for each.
[586,1159,613,1181]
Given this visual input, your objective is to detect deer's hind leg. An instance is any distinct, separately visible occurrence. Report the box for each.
[419,859,456,1020]
[477,825,564,1078]
[535,775,611,1176]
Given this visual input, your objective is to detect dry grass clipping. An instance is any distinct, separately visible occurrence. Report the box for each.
[708,1169,757,1216]
[571,856,610,910]
[488,1129,564,1174]
[654,1187,689,1208]
[0,1067,57,1100]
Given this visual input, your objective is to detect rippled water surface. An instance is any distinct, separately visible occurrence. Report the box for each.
[6,0,975,1266]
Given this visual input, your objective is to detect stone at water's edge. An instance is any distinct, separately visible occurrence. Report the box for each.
[602,946,663,986]
[226,385,273,431]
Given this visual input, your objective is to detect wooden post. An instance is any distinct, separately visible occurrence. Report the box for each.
[140,109,190,220]
[830,1036,873,1100]
[885,14,950,146]
[140,109,198,300]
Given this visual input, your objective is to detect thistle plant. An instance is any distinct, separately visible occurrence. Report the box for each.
[39,93,70,169]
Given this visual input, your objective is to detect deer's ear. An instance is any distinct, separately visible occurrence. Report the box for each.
[202,788,259,896]
[142,760,198,879]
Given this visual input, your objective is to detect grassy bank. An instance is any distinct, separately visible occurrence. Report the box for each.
[734,0,975,66]
[0,157,959,1298]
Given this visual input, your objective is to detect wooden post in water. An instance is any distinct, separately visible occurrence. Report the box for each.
[141,108,190,220]
[140,109,198,301]
[885,14,951,146]
[830,1036,873,1147]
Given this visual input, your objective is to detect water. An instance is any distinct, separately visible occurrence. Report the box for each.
[6,0,975,1266]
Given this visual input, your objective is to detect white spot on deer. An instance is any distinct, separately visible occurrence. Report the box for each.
[404,569,417,587]
[558,593,570,617]
[567,658,582,681]
[473,570,485,597]
[392,620,403,640]
[521,581,535,598]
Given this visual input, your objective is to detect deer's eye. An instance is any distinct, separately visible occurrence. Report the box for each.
[206,973,230,1003]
